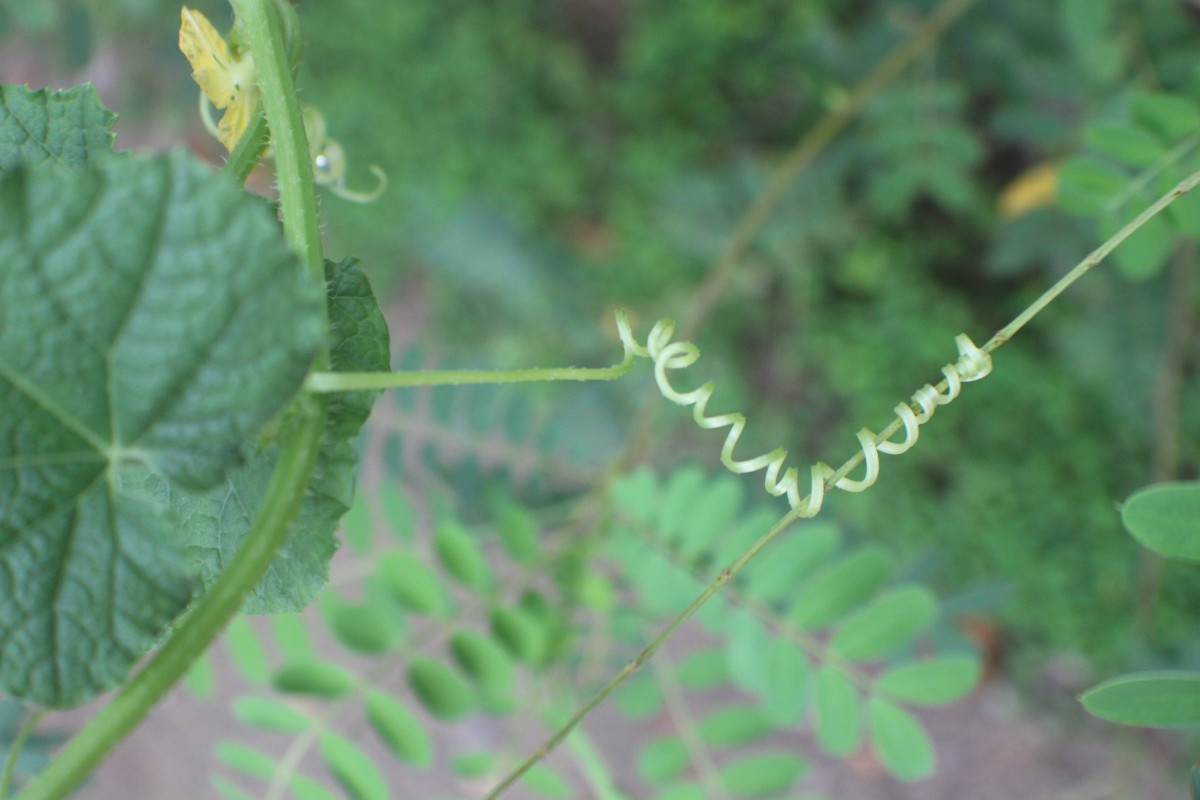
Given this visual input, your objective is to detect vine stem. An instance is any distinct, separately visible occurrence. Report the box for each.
[484,165,1200,800]
[306,354,635,392]
[17,2,329,798]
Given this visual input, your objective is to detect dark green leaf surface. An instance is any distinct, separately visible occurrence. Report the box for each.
[0,83,115,170]
[0,152,324,706]
[169,257,388,613]
[1081,671,1200,727]
[1120,482,1200,562]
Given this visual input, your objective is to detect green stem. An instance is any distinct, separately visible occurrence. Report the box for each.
[1,711,46,800]
[306,355,635,393]
[233,0,325,287]
[222,107,269,185]
[18,3,330,798]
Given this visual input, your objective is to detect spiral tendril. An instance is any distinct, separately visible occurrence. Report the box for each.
[615,311,992,517]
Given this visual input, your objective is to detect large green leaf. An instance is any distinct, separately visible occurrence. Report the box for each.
[168,257,389,612]
[1081,671,1200,727]
[1120,482,1200,563]
[0,152,324,706]
[0,84,115,171]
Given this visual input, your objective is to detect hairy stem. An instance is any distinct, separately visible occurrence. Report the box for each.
[18,3,329,797]
[222,108,269,185]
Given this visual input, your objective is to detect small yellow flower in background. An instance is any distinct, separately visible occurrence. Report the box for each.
[998,161,1061,219]
[179,7,259,152]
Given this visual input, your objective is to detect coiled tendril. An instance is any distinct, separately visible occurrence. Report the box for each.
[615,311,992,517]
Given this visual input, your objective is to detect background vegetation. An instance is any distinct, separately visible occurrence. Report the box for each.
[3,0,1200,797]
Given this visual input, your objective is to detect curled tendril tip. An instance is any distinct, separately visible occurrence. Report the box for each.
[614,310,992,517]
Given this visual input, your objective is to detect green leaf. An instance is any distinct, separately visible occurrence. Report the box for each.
[183,652,216,699]
[380,482,415,542]
[271,613,314,662]
[790,547,894,629]
[225,616,271,685]
[726,609,772,695]
[273,659,356,698]
[488,491,540,563]
[170,257,389,613]
[326,602,393,654]
[741,523,841,604]
[435,518,493,590]
[614,674,663,720]
[378,552,452,615]
[341,490,373,555]
[1120,482,1200,563]
[233,695,309,733]
[763,639,808,726]
[1099,210,1174,280]
[0,152,326,706]
[320,731,390,800]
[407,657,474,720]
[719,752,807,797]
[611,468,660,526]
[875,655,982,706]
[868,698,936,781]
[364,690,433,767]
[1058,156,1130,214]
[0,84,115,170]
[830,586,938,661]
[1080,671,1200,727]
[521,763,572,798]
[212,775,254,800]
[1131,92,1200,142]
[1084,122,1167,168]
[450,629,517,712]
[815,666,860,756]
[676,647,730,690]
[697,705,772,747]
[638,736,689,784]
[452,752,496,778]
[290,774,340,800]
[490,604,549,665]
[216,740,277,780]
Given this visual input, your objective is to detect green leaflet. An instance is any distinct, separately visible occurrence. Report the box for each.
[0,152,325,707]
[1080,671,1200,727]
[0,84,115,171]
[1120,482,1200,563]
[364,690,433,767]
[167,257,390,613]
[320,731,390,800]
[868,697,936,781]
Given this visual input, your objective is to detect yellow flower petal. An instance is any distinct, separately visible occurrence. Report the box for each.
[998,161,1061,219]
[180,7,237,110]
[216,88,260,152]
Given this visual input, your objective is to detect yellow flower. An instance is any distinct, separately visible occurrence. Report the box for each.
[179,7,259,152]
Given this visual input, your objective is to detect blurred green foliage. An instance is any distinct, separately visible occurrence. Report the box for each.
[7,0,1200,683]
